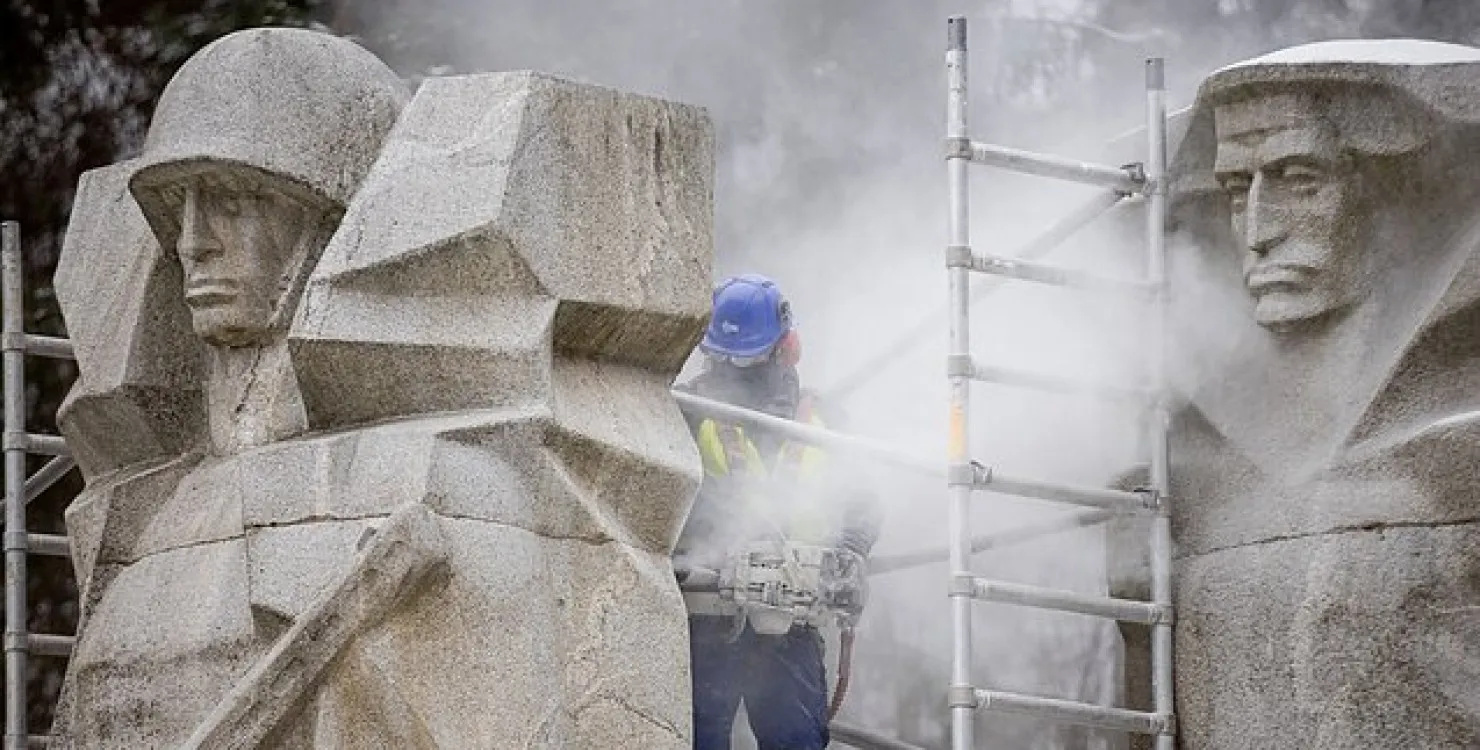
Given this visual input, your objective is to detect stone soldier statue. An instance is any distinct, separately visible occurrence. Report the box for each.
[52,27,412,748]
[51,26,714,749]
[1111,39,1480,750]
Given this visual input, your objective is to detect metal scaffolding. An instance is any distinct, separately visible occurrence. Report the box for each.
[942,15,1175,750]
[2,221,78,750]
[1,18,1174,750]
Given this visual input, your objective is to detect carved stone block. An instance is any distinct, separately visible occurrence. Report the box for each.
[53,160,203,479]
[51,26,711,750]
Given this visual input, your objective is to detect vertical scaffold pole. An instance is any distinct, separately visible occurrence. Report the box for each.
[2,221,26,750]
[1143,59,1176,750]
[944,16,975,750]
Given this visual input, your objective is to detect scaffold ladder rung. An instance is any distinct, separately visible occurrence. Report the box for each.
[954,462,1152,513]
[25,634,73,659]
[28,434,66,457]
[26,534,69,559]
[958,575,1170,625]
[3,335,74,361]
[973,689,1172,736]
[949,354,1150,404]
[947,138,1146,194]
[948,247,1152,297]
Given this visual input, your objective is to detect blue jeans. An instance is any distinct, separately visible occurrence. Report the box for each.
[689,615,830,750]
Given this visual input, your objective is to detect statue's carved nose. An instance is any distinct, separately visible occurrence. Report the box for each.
[176,184,219,263]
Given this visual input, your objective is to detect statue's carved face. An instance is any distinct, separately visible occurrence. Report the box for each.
[1214,93,1367,332]
[163,172,316,347]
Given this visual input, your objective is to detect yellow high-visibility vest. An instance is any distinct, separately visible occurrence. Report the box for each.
[694,406,832,545]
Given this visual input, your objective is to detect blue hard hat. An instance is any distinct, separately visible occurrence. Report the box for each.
[700,274,793,360]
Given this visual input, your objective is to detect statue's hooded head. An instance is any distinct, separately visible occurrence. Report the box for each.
[1166,40,1480,470]
[129,28,409,348]
[1173,40,1480,336]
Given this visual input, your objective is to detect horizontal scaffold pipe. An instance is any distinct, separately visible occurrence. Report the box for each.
[967,576,1168,625]
[970,466,1150,514]
[952,355,1149,405]
[976,689,1170,735]
[25,534,69,559]
[25,634,73,659]
[948,137,1146,194]
[22,335,72,360]
[829,721,932,750]
[672,390,938,477]
[21,434,68,457]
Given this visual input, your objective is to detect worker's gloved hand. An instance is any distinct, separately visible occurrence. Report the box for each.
[836,528,875,560]
[822,547,870,619]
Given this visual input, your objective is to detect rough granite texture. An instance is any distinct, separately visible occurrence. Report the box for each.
[289,71,713,428]
[1109,39,1480,749]
[50,27,712,749]
[53,160,204,479]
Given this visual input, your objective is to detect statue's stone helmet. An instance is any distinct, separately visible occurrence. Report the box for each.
[127,27,409,346]
[1175,39,1480,197]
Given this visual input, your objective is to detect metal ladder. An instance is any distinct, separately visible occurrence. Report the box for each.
[3,221,79,750]
[942,15,1175,750]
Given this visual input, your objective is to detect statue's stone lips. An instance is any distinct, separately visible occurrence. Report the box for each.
[1244,263,1314,294]
[183,277,240,307]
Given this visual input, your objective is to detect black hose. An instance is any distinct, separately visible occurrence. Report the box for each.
[827,626,856,721]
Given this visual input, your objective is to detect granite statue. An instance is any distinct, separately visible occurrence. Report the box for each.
[50,26,714,748]
[1111,39,1480,750]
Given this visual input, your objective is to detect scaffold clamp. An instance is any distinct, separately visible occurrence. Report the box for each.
[948,685,980,710]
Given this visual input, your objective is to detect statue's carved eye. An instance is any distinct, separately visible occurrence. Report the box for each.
[1273,162,1323,194]
[209,190,258,219]
[1221,174,1252,211]
[164,184,189,210]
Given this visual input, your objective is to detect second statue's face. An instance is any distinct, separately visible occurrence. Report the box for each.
[1214,93,1368,333]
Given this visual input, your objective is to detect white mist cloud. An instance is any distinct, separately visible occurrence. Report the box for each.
[334,2,1220,746]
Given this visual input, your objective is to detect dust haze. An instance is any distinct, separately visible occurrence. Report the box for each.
[327,1,1437,746]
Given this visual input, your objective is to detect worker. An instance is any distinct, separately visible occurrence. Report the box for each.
[674,273,881,750]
